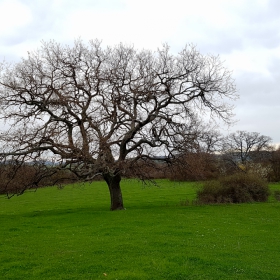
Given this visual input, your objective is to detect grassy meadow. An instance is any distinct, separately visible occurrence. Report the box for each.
[1,179,280,280]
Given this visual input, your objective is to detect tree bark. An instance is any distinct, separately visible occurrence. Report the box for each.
[103,173,125,211]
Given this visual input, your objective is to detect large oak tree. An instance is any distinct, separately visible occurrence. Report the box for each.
[0,40,236,210]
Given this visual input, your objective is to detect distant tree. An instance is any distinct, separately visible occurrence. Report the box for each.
[270,146,280,181]
[221,131,272,173]
[0,40,236,210]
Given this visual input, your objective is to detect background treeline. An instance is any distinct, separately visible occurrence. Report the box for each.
[1,131,280,195]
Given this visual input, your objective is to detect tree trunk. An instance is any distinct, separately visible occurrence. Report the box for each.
[103,173,125,211]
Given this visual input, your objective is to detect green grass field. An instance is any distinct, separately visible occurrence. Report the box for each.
[1,179,280,280]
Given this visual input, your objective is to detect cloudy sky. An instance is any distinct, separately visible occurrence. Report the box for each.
[1,0,280,145]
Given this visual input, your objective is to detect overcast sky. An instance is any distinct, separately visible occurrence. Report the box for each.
[1,0,280,145]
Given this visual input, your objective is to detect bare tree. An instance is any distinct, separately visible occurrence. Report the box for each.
[0,40,236,210]
[221,131,272,172]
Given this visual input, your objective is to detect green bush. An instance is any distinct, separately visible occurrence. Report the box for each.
[197,172,270,204]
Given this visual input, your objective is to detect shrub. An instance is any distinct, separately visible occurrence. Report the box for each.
[0,163,78,196]
[168,152,219,181]
[197,172,270,204]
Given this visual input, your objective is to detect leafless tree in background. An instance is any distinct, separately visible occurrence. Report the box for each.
[0,40,236,210]
[221,131,272,173]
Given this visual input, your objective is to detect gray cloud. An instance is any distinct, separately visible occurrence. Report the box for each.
[1,0,280,144]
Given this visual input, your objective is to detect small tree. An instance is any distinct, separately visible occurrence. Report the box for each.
[221,131,272,174]
[0,40,236,210]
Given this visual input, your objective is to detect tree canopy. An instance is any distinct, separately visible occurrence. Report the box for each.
[0,40,237,210]
[222,130,272,164]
